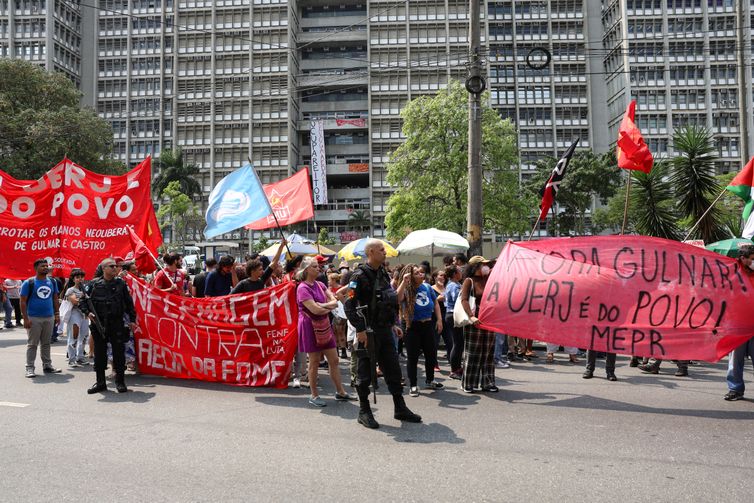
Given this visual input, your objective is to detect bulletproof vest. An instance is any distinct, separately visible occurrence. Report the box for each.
[89,278,125,320]
[361,267,398,328]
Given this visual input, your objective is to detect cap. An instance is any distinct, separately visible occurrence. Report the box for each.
[112,256,126,266]
[467,255,491,266]
[314,255,328,263]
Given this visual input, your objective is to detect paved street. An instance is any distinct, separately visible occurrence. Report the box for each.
[1,327,752,502]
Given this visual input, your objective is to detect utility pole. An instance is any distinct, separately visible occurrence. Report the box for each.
[466,0,485,257]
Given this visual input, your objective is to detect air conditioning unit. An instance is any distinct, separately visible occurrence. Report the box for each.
[720,100,728,107]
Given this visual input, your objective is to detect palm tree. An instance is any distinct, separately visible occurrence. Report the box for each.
[153,148,202,198]
[631,162,682,240]
[348,209,371,234]
[669,126,728,242]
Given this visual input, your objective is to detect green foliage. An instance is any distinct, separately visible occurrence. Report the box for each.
[153,148,202,198]
[670,126,728,242]
[253,236,271,253]
[384,80,526,241]
[317,227,336,245]
[525,150,621,236]
[157,181,199,250]
[0,59,123,178]
[347,209,371,234]
[630,162,682,239]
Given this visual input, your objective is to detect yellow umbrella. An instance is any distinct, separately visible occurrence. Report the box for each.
[337,237,399,261]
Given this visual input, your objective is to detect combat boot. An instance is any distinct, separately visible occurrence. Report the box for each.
[88,369,107,394]
[393,394,422,423]
[115,373,129,393]
[357,403,379,429]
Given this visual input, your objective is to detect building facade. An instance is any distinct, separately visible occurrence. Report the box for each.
[2,0,754,244]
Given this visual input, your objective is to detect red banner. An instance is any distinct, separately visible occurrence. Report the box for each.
[128,276,298,388]
[245,169,314,230]
[335,118,366,127]
[479,236,754,362]
[0,158,160,279]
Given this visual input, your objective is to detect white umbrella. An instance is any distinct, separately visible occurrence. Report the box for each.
[396,228,469,263]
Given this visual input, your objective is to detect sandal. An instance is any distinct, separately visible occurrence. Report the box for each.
[569,355,579,364]
[545,353,554,364]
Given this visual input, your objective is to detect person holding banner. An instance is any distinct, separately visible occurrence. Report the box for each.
[295,257,354,407]
[81,258,137,394]
[724,245,754,401]
[459,256,498,393]
[231,240,286,294]
[154,253,191,296]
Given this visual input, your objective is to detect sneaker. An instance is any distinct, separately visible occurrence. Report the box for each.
[425,381,444,390]
[582,370,594,379]
[76,360,90,366]
[292,378,301,388]
[25,369,36,378]
[629,357,640,367]
[334,392,356,401]
[409,386,419,397]
[43,366,62,373]
[638,364,659,374]
[675,369,688,377]
[462,386,474,393]
[482,385,499,392]
[308,395,327,407]
[449,372,462,380]
[68,362,81,368]
[495,359,510,369]
[724,390,744,401]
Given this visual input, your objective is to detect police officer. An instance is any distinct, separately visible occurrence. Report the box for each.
[344,239,421,429]
[80,257,137,394]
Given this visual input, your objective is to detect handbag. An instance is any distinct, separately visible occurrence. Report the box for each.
[306,282,335,346]
[453,279,476,328]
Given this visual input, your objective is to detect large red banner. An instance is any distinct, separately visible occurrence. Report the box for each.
[0,158,160,279]
[128,276,298,388]
[245,169,314,230]
[479,236,754,362]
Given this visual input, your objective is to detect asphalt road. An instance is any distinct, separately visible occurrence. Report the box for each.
[1,327,752,502]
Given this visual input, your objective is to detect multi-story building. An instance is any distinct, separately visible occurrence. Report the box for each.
[602,0,754,173]
[0,0,90,97]
[3,0,754,244]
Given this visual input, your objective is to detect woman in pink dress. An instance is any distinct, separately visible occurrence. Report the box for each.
[296,257,354,407]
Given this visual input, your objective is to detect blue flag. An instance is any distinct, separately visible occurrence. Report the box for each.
[204,164,273,239]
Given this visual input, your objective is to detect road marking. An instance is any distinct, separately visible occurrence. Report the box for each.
[0,402,30,408]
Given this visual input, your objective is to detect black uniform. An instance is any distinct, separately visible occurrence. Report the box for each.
[80,277,137,386]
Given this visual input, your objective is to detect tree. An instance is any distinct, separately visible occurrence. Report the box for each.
[525,150,621,236]
[630,162,682,239]
[317,227,336,245]
[670,126,728,242]
[348,209,371,234]
[384,80,527,242]
[0,59,123,179]
[153,148,202,199]
[253,236,270,253]
[157,181,199,251]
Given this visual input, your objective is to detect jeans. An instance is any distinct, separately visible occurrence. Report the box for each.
[65,311,90,364]
[405,320,437,387]
[26,317,54,371]
[726,338,754,393]
[494,333,509,363]
[447,315,464,372]
[2,296,13,327]
[586,350,616,374]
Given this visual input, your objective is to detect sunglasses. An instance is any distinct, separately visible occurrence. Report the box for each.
[105,264,118,268]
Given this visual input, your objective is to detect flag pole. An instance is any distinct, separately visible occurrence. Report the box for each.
[620,174,633,235]
[682,187,728,241]
[248,156,292,257]
[527,214,543,241]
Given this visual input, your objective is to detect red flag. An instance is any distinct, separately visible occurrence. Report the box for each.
[616,100,654,173]
[245,169,314,230]
[128,226,157,274]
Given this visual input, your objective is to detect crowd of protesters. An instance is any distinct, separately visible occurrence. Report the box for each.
[2,244,754,407]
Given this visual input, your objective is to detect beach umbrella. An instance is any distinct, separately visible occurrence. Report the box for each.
[259,235,336,258]
[396,228,469,258]
[705,238,754,257]
[337,237,399,261]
